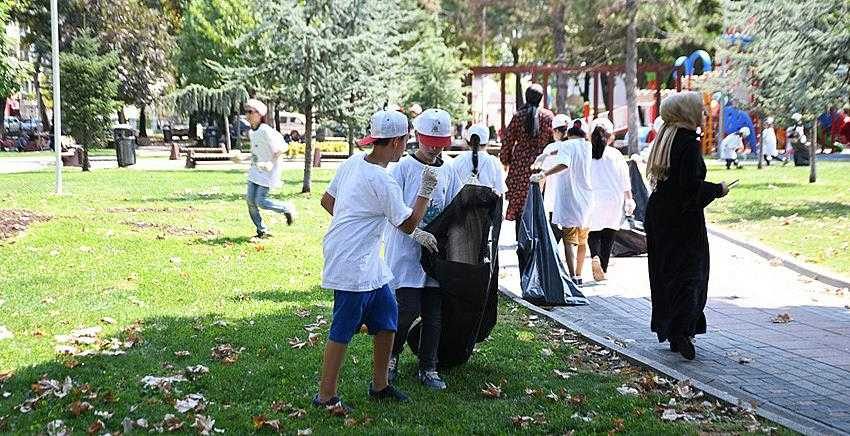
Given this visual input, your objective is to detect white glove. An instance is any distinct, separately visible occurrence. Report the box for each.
[624,198,637,216]
[529,172,545,183]
[418,166,439,199]
[410,228,438,253]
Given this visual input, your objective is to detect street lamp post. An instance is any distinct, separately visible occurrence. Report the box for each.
[50,0,62,194]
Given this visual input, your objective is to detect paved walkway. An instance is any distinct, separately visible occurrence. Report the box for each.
[498,225,850,435]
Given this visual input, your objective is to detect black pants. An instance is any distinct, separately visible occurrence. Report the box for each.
[725,158,739,169]
[588,228,616,272]
[392,287,441,371]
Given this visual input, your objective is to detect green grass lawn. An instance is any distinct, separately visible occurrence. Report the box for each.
[705,161,850,275]
[0,169,781,434]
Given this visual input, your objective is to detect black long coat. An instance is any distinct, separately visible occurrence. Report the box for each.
[645,128,723,343]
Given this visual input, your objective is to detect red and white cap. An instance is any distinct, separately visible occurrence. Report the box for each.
[358,110,409,146]
[413,109,453,148]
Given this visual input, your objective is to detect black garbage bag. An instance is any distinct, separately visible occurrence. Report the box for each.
[612,218,647,257]
[612,160,649,257]
[410,183,503,368]
[517,183,587,306]
[792,142,810,166]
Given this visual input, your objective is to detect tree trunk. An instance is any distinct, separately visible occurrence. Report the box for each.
[33,55,52,133]
[347,122,355,157]
[274,103,281,132]
[1,109,6,139]
[188,112,198,140]
[809,119,817,183]
[600,74,612,114]
[117,108,126,124]
[512,46,523,110]
[757,135,764,169]
[302,45,314,194]
[551,1,568,114]
[234,113,242,151]
[138,107,148,137]
[625,0,639,155]
[222,114,231,152]
[581,72,591,103]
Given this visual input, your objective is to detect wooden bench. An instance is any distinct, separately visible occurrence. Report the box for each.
[184,146,230,168]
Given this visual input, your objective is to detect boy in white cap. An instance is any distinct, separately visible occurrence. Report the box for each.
[385,108,462,390]
[242,98,295,238]
[452,124,507,194]
[315,109,439,410]
[719,126,748,169]
[530,117,593,285]
[760,117,785,165]
[532,114,571,239]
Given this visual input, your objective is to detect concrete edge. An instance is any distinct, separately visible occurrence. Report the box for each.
[498,286,835,436]
[707,226,850,289]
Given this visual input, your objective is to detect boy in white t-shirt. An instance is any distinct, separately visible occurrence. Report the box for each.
[530,118,593,285]
[315,110,439,411]
[385,108,461,391]
[241,99,295,238]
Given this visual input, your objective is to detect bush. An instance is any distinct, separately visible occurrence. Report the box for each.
[285,140,350,158]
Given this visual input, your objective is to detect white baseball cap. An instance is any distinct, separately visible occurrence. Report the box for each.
[739,126,750,137]
[765,117,774,124]
[591,117,615,135]
[465,124,490,145]
[244,99,268,117]
[413,109,453,147]
[552,114,570,129]
[358,110,409,146]
[791,112,803,121]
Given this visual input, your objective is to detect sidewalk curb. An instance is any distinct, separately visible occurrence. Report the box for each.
[707,225,850,289]
[498,287,835,436]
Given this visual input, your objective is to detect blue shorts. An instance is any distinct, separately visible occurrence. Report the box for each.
[328,285,398,344]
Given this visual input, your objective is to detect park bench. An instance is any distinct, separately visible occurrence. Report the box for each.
[184,145,231,168]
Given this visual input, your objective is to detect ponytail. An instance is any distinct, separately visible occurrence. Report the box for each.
[591,126,608,160]
[469,134,481,176]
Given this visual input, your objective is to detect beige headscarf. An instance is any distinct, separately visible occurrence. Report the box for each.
[646,91,704,189]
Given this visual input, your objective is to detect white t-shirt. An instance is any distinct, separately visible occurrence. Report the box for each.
[451,150,507,195]
[762,127,777,156]
[589,147,630,231]
[384,154,462,289]
[551,138,593,229]
[720,134,742,160]
[321,154,412,293]
[538,142,566,214]
[248,124,288,188]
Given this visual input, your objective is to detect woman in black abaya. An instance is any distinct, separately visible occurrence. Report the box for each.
[644,92,731,360]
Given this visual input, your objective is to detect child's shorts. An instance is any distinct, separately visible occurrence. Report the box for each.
[328,284,398,344]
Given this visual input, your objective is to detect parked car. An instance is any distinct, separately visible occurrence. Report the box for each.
[21,118,43,133]
[4,116,21,136]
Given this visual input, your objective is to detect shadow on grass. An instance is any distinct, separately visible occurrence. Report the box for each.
[715,200,850,223]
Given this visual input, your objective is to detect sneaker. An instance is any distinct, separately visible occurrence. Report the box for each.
[416,370,447,390]
[572,276,583,287]
[387,355,399,384]
[312,394,353,414]
[284,203,296,226]
[591,256,606,282]
[368,383,410,402]
[256,231,272,239]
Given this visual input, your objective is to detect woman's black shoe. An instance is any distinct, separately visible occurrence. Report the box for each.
[678,337,696,360]
[669,339,679,353]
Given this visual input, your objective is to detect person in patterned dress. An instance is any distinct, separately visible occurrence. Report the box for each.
[499,84,555,235]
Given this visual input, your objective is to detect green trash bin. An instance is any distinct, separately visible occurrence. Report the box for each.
[113,125,137,167]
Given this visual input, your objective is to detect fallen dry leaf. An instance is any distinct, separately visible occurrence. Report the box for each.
[616,385,639,396]
[289,408,307,419]
[771,313,793,323]
[69,400,92,417]
[175,393,206,413]
[297,429,313,436]
[192,414,216,435]
[86,419,104,435]
[99,317,116,325]
[174,350,191,358]
[162,414,184,432]
[270,401,292,413]
[481,382,503,398]
[0,371,12,383]
[44,419,69,436]
[211,344,241,364]
[511,415,533,429]
[554,369,572,379]
[327,403,348,417]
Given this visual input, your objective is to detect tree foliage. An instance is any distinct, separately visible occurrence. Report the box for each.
[60,33,120,149]
[713,0,850,123]
[176,0,256,88]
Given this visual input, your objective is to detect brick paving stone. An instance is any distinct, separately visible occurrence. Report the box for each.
[498,225,850,435]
